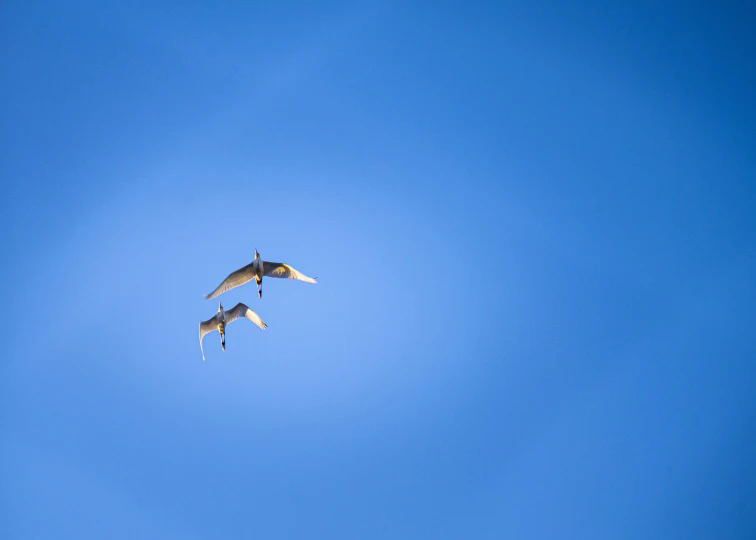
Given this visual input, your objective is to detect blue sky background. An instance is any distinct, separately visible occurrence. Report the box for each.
[2,1,755,538]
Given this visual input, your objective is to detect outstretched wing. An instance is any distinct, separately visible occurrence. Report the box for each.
[205,262,255,299]
[198,315,219,360]
[225,302,268,330]
[262,261,317,283]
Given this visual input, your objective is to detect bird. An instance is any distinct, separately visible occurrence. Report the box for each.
[198,301,268,361]
[205,249,316,299]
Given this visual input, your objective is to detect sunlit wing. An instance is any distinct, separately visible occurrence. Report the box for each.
[225,302,268,330]
[198,315,219,360]
[205,262,255,299]
[262,261,317,283]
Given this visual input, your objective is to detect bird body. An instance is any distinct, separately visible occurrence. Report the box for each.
[218,313,226,350]
[252,255,264,296]
[198,301,267,360]
[205,249,316,300]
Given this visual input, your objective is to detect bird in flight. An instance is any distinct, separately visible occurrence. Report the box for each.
[199,301,268,360]
[205,249,316,299]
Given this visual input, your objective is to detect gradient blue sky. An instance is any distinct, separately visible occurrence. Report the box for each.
[2,1,755,538]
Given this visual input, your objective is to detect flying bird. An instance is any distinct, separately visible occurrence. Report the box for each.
[199,301,268,361]
[205,249,316,299]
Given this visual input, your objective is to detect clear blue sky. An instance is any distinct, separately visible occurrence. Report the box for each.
[2,1,755,538]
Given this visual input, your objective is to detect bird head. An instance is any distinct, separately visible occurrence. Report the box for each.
[218,302,223,312]
[254,249,259,259]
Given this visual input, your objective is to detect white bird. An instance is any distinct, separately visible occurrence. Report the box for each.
[205,249,316,299]
[198,301,267,361]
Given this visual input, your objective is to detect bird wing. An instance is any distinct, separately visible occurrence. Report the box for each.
[205,262,256,299]
[198,314,219,360]
[225,302,268,330]
[262,261,317,283]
